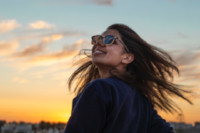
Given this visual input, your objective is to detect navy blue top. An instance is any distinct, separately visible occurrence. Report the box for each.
[64,77,174,133]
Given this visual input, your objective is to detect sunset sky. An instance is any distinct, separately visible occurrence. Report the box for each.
[0,0,200,125]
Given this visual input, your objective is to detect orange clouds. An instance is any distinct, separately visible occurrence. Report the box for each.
[42,34,63,42]
[171,49,200,101]
[13,43,46,57]
[13,34,64,58]
[0,20,20,34]
[12,77,28,84]
[0,18,88,76]
[0,40,19,56]
[27,49,78,66]
[23,39,90,67]
[5,38,90,73]
[28,21,55,29]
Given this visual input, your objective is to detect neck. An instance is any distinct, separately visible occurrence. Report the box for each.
[97,65,127,79]
[98,67,111,79]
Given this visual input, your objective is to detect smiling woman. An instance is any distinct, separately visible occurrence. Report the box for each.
[64,24,192,133]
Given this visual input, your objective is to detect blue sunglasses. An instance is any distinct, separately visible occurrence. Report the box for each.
[91,35,129,52]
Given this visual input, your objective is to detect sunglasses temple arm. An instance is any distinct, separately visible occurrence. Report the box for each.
[118,39,129,52]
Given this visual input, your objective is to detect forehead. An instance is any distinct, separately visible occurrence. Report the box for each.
[102,29,121,38]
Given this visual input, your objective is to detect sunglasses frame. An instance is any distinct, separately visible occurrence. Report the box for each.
[91,35,129,53]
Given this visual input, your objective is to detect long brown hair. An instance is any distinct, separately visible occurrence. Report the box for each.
[68,24,192,113]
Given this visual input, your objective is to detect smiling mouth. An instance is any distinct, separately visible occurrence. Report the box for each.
[93,50,106,55]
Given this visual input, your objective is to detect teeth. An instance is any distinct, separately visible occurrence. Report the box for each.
[94,50,105,54]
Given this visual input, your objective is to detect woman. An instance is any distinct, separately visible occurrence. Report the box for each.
[64,24,191,133]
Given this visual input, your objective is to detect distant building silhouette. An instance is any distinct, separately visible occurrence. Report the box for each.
[0,121,65,133]
[195,122,200,129]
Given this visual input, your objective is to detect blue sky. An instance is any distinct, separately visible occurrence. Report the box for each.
[0,0,200,123]
[1,0,200,48]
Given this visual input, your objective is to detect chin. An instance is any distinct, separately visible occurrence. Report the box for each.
[92,59,105,66]
[92,60,115,69]
[92,59,102,66]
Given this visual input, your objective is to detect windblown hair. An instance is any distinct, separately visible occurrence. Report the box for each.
[68,24,192,113]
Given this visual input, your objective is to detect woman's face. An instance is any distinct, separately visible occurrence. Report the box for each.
[92,29,128,68]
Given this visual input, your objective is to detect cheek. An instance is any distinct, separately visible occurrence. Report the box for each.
[108,52,122,62]
[92,46,124,66]
[105,50,123,64]
[107,46,124,58]
[91,45,96,53]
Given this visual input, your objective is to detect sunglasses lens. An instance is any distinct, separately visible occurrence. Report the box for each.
[91,36,99,45]
[104,35,114,45]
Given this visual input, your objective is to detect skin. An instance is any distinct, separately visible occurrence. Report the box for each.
[92,29,134,79]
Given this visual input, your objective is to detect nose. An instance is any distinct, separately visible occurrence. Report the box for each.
[95,38,105,47]
[92,41,105,53]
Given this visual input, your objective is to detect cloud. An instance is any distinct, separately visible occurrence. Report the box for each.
[29,60,75,81]
[90,0,113,5]
[29,49,78,66]
[28,21,55,29]
[0,20,20,34]
[195,51,200,59]
[172,49,200,67]
[178,66,200,82]
[42,34,63,42]
[12,34,63,58]
[13,30,81,44]
[63,39,91,50]
[171,49,200,89]
[12,77,28,84]
[173,50,196,66]
[0,40,19,57]
[48,0,113,6]
[177,32,189,39]
[27,40,88,65]
[0,25,87,72]
[13,43,46,57]
[12,39,90,70]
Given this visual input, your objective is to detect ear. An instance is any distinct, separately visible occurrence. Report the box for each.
[122,53,134,64]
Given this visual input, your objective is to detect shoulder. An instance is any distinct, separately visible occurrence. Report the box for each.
[88,77,129,87]
[87,77,115,87]
[83,78,114,96]
[85,77,126,92]
[72,78,119,108]
[74,78,114,101]
[82,77,126,100]
[85,77,133,97]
